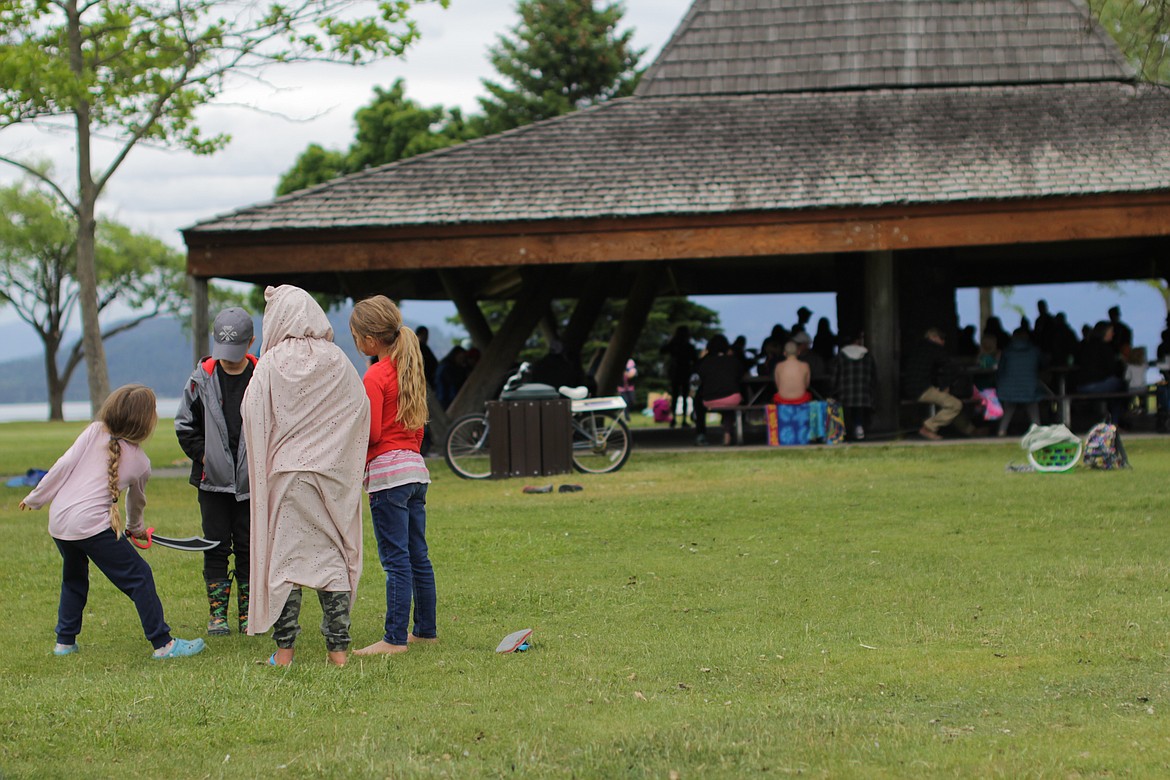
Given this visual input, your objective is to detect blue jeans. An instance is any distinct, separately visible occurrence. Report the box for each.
[369,482,436,645]
[54,530,172,650]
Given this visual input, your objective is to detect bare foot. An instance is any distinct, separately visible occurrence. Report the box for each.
[272,647,294,666]
[327,650,347,667]
[408,635,438,645]
[353,640,408,656]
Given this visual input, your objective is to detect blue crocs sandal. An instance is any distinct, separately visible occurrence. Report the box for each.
[152,638,205,659]
[53,643,78,656]
[267,652,293,667]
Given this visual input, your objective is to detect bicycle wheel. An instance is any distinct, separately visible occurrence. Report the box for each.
[571,411,631,474]
[445,413,492,479]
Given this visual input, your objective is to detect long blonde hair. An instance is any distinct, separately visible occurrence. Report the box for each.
[97,384,157,537]
[350,295,429,430]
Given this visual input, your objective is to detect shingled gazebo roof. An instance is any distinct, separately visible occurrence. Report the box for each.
[186,0,1164,240]
[636,0,1132,96]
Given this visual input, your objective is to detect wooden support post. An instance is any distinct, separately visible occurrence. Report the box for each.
[595,265,659,395]
[426,383,451,448]
[834,254,865,341]
[538,305,560,345]
[191,276,209,367]
[561,269,610,359]
[978,288,993,337]
[864,251,898,434]
[446,269,557,419]
[439,270,493,351]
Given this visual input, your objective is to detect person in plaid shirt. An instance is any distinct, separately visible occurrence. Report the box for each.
[832,331,878,441]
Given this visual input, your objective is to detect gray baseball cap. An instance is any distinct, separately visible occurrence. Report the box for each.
[211,307,254,362]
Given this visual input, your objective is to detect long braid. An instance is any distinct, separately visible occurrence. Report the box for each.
[107,435,124,538]
[96,384,157,538]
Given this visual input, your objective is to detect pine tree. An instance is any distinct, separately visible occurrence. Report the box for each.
[476,0,644,134]
[277,79,474,195]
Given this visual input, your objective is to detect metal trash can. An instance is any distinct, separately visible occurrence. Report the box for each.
[487,399,572,478]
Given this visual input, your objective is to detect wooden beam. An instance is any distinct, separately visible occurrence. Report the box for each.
[561,269,610,358]
[439,270,493,352]
[538,306,559,346]
[190,276,209,366]
[186,193,1170,279]
[864,251,898,434]
[595,265,659,395]
[446,269,557,419]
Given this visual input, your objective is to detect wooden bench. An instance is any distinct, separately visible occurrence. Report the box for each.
[716,404,771,444]
[1053,388,1153,428]
[716,402,832,444]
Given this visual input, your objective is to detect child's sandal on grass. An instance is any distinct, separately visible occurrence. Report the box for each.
[152,638,206,659]
[267,649,293,666]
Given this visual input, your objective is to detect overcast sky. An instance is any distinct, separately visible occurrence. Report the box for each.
[0,1,684,246]
[1,0,1166,357]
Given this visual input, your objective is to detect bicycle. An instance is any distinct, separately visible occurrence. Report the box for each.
[444,363,632,479]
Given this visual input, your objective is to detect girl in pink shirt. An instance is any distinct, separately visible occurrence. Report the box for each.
[350,295,437,656]
[21,385,205,660]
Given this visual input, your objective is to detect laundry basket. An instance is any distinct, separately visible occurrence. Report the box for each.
[1020,424,1082,473]
[1026,440,1082,473]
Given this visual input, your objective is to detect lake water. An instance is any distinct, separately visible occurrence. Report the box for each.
[0,399,182,424]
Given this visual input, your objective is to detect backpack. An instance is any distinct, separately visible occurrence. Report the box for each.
[1082,420,1129,470]
[825,400,846,445]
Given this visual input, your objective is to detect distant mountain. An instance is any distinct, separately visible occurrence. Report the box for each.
[0,319,72,363]
[0,305,459,405]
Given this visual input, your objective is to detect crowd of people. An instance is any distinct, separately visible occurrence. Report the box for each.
[903,303,1162,438]
[653,307,876,444]
[649,300,1163,444]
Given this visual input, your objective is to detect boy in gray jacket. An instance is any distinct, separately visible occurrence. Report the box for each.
[175,308,257,635]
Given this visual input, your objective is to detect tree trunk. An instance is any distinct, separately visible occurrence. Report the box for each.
[68,0,110,414]
[43,334,65,422]
[75,189,109,415]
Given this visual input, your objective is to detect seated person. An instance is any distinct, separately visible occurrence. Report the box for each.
[792,331,830,397]
[1075,321,1126,424]
[773,341,812,404]
[694,334,744,446]
[902,326,981,440]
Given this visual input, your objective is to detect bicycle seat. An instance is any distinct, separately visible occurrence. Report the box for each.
[558,386,589,401]
[500,383,561,400]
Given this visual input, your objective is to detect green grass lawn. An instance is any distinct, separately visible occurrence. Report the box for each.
[1,423,1168,777]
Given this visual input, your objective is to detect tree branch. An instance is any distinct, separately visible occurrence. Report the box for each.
[0,157,79,215]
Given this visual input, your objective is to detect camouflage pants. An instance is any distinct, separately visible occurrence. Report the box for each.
[272,588,351,652]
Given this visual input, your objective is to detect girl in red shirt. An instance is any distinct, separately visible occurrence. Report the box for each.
[350,296,437,655]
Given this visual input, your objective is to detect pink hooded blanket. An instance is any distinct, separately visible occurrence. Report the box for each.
[244,285,370,635]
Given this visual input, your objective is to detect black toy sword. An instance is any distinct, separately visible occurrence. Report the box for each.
[129,527,219,552]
